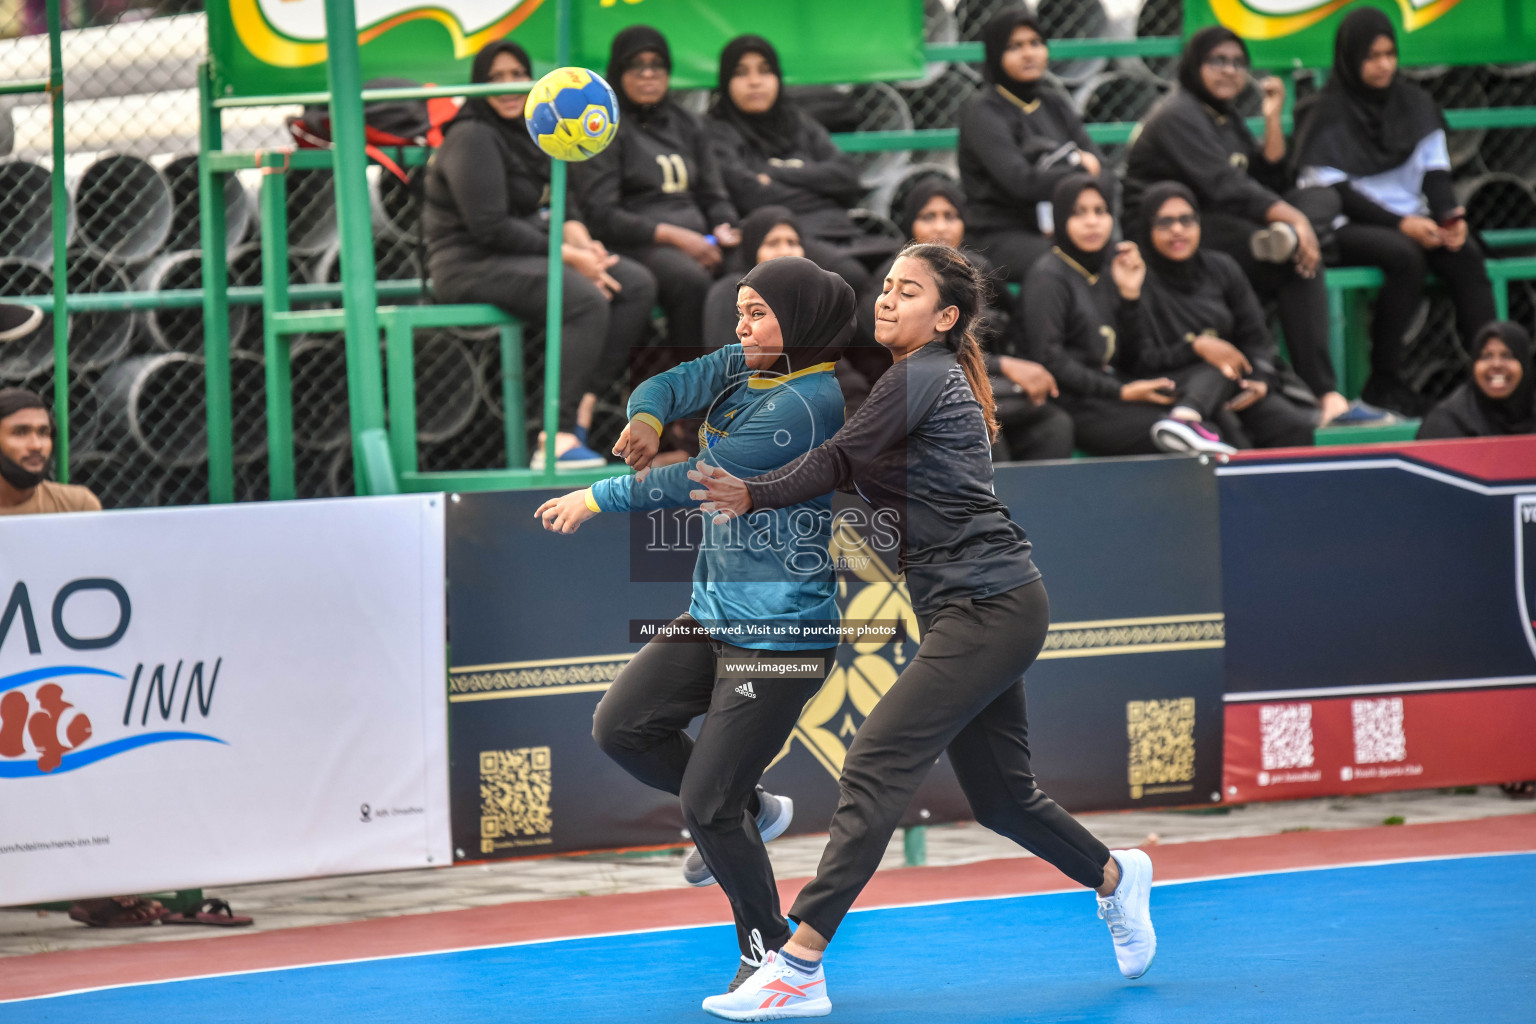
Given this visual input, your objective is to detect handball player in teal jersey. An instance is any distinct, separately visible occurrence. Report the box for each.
[536,257,854,994]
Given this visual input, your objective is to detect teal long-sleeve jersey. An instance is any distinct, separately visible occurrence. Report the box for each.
[589,345,844,651]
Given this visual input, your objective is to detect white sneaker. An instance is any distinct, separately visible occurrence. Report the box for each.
[1097,848,1156,979]
[684,790,794,886]
[1151,418,1237,457]
[701,950,831,1021]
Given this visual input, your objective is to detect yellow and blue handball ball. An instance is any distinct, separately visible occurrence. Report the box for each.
[524,67,620,162]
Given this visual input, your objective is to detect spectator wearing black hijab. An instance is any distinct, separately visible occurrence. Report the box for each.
[571,26,741,351]
[1023,174,1202,456]
[1418,322,1535,440]
[957,7,1111,286]
[1296,7,1495,418]
[1124,28,1351,426]
[1130,182,1316,451]
[423,39,658,469]
[707,35,887,293]
[865,179,1071,460]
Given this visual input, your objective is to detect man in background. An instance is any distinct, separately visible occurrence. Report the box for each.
[0,385,100,516]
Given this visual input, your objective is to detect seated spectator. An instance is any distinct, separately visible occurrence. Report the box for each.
[1124,28,1352,426]
[875,179,1072,460]
[0,387,100,515]
[1295,6,1495,417]
[707,34,888,292]
[958,7,1111,286]
[702,205,806,348]
[1024,174,1189,456]
[423,39,657,470]
[572,26,740,351]
[1417,322,1534,439]
[1131,182,1317,452]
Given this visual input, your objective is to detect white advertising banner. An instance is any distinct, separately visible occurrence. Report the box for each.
[0,495,449,905]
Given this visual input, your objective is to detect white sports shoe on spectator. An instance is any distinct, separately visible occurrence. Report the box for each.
[1097,848,1156,979]
[702,950,831,1021]
[1151,418,1237,456]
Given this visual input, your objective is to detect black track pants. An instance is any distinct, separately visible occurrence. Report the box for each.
[593,616,834,957]
[788,581,1111,941]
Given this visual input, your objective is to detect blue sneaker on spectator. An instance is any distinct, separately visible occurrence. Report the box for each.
[530,438,607,471]
[1327,400,1399,426]
[573,424,589,445]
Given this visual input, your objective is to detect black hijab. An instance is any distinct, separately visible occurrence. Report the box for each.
[1449,322,1536,435]
[1138,180,1204,293]
[1052,173,1109,276]
[0,387,50,490]
[897,177,966,240]
[734,205,802,272]
[710,35,800,159]
[607,25,671,118]
[982,7,1046,105]
[738,256,856,369]
[1292,6,1444,176]
[1178,26,1248,116]
[442,40,545,165]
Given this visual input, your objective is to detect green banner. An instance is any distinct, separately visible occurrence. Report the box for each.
[209,0,924,98]
[1184,0,1535,69]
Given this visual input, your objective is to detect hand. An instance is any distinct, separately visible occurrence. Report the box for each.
[1400,215,1442,249]
[534,490,598,534]
[1224,378,1268,413]
[756,172,773,186]
[1110,241,1145,300]
[1191,335,1253,381]
[1439,218,1468,251]
[713,223,741,248]
[658,224,722,270]
[1260,76,1286,121]
[998,356,1057,405]
[1077,150,1102,177]
[612,416,661,471]
[687,460,753,523]
[1292,218,1321,278]
[1120,378,1176,404]
[563,244,623,299]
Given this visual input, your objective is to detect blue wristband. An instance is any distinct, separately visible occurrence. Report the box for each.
[704,234,718,246]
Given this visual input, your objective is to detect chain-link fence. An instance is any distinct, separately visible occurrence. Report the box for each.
[2,0,1534,512]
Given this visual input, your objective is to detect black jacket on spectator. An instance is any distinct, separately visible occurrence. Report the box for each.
[1292,6,1456,226]
[1023,249,1145,400]
[957,10,1104,237]
[1418,322,1536,439]
[1130,185,1282,383]
[1123,28,1287,227]
[708,36,865,240]
[572,97,738,248]
[423,42,563,260]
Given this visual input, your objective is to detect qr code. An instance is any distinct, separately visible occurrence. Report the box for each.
[1260,704,1314,770]
[1351,698,1407,764]
[1126,698,1197,797]
[480,747,553,852]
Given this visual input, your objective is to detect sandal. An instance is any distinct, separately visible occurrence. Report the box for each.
[1499,781,1535,800]
[163,897,254,927]
[68,896,170,928]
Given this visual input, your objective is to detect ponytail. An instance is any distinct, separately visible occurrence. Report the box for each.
[896,242,1000,443]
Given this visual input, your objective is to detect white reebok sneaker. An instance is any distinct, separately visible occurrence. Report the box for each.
[1098,848,1156,979]
[701,950,831,1021]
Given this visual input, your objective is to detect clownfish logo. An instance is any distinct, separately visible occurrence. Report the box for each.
[0,683,92,774]
[583,109,609,138]
[1206,0,1465,40]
